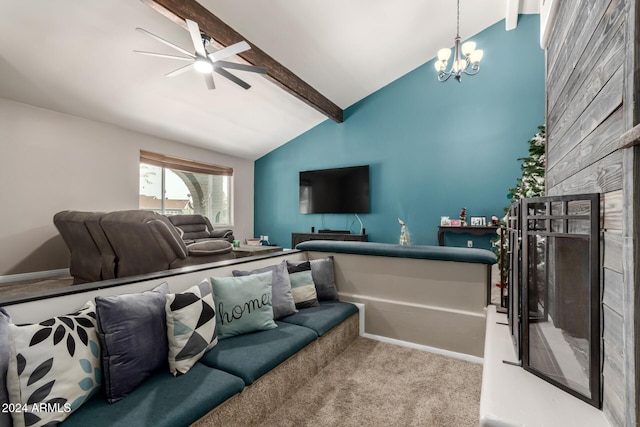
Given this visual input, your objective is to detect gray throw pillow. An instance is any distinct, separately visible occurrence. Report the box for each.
[233,261,297,319]
[0,307,11,427]
[288,257,338,301]
[286,262,320,308]
[95,282,169,403]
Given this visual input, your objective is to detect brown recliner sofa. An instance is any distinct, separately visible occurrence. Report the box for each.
[54,210,235,283]
[53,211,117,284]
[167,214,234,244]
[100,210,234,278]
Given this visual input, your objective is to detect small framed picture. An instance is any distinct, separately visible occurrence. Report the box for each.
[470,216,486,226]
[449,219,461,227]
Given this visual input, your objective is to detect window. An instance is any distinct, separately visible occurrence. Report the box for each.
[139,150,233,226]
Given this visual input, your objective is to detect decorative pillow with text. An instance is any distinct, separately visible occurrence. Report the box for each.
[232,260,297,319]
[210,272,277,339]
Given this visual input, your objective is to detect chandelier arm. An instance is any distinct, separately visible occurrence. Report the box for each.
[462,66,480,76]
[438,72,453,82]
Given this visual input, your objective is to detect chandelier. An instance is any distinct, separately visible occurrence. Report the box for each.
[434,0,483,82]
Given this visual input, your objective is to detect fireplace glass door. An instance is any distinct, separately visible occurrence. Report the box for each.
[522,194,600,408]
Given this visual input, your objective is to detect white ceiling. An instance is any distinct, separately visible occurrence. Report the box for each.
[0,0,539,160]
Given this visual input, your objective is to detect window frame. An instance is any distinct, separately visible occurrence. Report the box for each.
[139,150,234,227]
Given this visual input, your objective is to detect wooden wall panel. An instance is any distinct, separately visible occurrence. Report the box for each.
[547,107,624,188]
[603,304,624,356]
[547,0,625,138]
[548,150,623,196]
[603,189,624,232]
[546,0,604,109]
[603,346,626,427]
[603,268,624,314]
[546,1,634,424]
[603,232,624,272]
[548,25,625,144]
[548,68,623,171]
[545,1,581,78]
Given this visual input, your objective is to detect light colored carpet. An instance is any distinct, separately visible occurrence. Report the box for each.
[259,337,482,427]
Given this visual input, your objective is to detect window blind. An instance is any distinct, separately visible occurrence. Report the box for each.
[140,150,233,176]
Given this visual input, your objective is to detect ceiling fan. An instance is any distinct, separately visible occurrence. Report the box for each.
[134,19,267,90]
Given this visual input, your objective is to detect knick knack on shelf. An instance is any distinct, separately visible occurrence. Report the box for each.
[398,218,411,245]
[459,207,467,226]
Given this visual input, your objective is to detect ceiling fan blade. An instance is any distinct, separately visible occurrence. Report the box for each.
[208,41,251,63]
[136,28,195,58]
[134,51,193,61]
[204,73,216,90]
[185,19,208,58]
[215,60,267,74]
[215,67,251,90]
[165,63,194,77]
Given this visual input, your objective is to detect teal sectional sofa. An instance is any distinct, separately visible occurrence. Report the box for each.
[58,301,358,427]
[3,241,494,427]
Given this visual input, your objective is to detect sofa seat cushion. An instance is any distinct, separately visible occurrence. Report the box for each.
[199,322,317,385]
[279,301,359,337]
[187,240,232,256]
[60,363,244,427]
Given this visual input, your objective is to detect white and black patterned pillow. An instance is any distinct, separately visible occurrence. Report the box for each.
[6,301,101,427]
[165,279,218,376]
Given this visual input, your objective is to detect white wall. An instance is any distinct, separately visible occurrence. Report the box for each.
[0,98,254,275]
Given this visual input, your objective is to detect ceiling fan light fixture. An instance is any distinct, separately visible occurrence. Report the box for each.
[194,57,213,73]
[135,19,261,90]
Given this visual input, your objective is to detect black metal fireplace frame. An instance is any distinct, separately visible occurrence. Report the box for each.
[521,193,601,408]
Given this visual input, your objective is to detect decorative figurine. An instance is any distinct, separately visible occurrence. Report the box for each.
[491,215,499,226]
[398,218,411,246]
[459,207,467,226]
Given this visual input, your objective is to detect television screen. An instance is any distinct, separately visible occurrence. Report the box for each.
[299,165,370,214]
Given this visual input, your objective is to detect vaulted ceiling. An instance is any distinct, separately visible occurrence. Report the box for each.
[0,0,539,160]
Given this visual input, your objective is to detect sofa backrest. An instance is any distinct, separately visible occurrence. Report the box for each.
[167,214,213,240]
[101,210,188,278]
[53,210,115,283]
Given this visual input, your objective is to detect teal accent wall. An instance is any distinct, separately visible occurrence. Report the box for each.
[255,15,544,249]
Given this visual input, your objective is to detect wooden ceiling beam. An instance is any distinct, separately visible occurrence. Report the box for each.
[141,0,344,123]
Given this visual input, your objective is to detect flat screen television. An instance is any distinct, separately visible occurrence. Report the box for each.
[299,165,370,214]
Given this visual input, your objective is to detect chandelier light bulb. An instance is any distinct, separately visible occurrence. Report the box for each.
[437,48,452,61]
[469,50,484,64]
[194,57,213,74]
[461,41,476,56]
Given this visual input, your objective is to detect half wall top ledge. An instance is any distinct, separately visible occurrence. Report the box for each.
[141,0,344,123]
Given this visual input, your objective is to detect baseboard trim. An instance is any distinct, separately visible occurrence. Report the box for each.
[349,301,482,364]
[361,331,484,365]
[0,268,70,284]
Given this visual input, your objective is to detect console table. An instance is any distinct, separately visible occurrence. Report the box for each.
[291,232,368,248]
[437,225,500,246]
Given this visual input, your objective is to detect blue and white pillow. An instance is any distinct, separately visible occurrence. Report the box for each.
[0,308,12,427]
[166,279,218,376]
[6,301,101,427]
